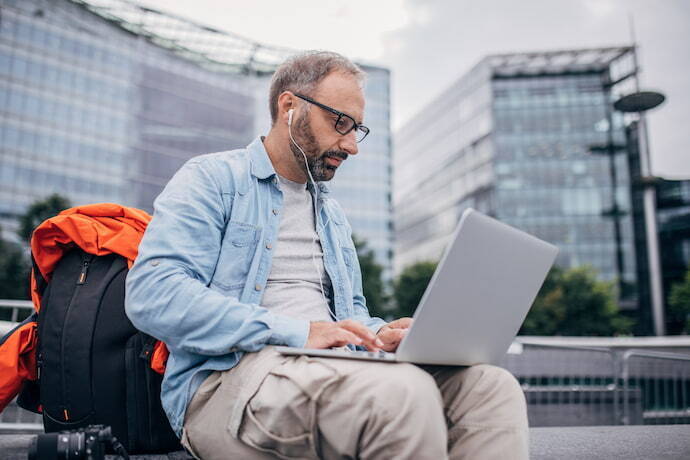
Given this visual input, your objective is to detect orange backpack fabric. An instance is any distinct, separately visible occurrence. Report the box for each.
[0,203,169,413]
[0,319,38,413]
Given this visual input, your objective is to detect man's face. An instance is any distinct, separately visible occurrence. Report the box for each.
[289,71,365,182]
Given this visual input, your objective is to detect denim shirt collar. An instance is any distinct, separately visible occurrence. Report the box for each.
[249,137,276,181]
[249,137,330,196]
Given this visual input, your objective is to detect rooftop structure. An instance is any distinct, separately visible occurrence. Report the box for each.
[487,47,634,77]
[69,0,293,75]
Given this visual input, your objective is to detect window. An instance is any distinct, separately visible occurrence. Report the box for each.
[11,56,27,79]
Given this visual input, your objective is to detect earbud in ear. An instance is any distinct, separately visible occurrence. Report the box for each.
[288,109,294,126]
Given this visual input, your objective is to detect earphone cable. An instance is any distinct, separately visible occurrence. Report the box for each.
[288,122,338,322]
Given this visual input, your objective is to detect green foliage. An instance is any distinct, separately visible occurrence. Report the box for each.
[520,267,566,335]
[353,235,389,319]
[0,225,30,300]
[668,270,690,334]
[393,261,438,318]
[0,194,70,300]
[520,266,634,336]
[17,193,71,243]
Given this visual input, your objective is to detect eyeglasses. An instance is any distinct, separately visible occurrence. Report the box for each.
[294,93,370,143]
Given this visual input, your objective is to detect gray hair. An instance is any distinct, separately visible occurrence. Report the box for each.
[268,50,365,125]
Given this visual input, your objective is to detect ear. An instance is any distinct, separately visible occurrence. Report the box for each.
[277,92,296,125]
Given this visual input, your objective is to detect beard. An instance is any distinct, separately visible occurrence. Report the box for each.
[289,112,347,182]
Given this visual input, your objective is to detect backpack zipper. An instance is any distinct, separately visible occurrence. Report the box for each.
[59,253,93,421]
[77,259,91,285]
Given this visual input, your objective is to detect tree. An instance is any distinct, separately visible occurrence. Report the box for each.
[0,194,71,301]
[17,193,71,243]
[668,270,690,334]
[520,266,634,336]
[393,261,437,318]
[0,225,30,300]
[519,267,567,336]
[353,236,389,319]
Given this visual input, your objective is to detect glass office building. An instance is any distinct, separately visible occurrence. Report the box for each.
[656,179,690,289]
[655,178,690,333]
[627,120,690,332]
[0,0,256,234]
[0,0,392,274]
[395,48,642,309]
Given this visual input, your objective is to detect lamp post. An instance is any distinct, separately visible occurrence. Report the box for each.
[588,108,627,307]
[614,90,666,335]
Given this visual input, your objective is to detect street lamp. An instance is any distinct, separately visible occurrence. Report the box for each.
[614,91,665,113]
[614,89,666,335]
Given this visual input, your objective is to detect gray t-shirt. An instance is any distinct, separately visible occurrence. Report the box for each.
[260,174,334,322]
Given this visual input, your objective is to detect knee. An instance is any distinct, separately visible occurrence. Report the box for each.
[463,364,527,419]
[469,365,523,397]
[366,364,443,414]
[336,365,448,456]
[391,364,441,398]
[475,365,522,395]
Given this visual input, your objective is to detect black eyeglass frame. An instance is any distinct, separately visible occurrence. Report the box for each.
[294,93,370,143]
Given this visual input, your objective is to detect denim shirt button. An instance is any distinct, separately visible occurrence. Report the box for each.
[272,209,279,215]
[255,284,262,291]
[265,242,272,250]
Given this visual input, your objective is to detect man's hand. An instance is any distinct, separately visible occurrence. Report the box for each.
[376,317,413,352]
[305,320,384,351]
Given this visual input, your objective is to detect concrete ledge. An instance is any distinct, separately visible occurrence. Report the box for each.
[2,425,690,459]
[530,425,690,460]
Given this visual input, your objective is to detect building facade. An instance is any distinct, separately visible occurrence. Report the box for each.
[656,178,690,333]
[395,48,645,315]
[0,0,392,275]
[656,180,690,289]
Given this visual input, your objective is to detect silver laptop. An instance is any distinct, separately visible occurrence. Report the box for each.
[276,208,558,366]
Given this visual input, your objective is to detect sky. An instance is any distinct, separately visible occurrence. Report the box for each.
[138,0,690,178]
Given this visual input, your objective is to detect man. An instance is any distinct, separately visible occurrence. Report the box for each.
[125,51,528,459]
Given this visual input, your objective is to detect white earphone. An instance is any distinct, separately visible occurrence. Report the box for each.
[285,105,337,321]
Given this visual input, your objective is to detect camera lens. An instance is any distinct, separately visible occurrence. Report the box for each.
[28,431,86,459]
[29,433,58,460]
[57,431,85,459]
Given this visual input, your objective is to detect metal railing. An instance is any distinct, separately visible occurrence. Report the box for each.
[620,350,690,425]
[0,299,33,323]
[0,400,42,434]
[501,343,690,427]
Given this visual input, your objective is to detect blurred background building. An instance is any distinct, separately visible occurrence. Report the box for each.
[656,179,690,295]
[0,0,393,277]
[394,47,688,334]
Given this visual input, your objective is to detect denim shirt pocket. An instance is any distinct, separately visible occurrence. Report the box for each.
[211,221,260,291]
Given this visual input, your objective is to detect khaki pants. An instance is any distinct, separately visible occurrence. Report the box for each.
[181,347,528,460]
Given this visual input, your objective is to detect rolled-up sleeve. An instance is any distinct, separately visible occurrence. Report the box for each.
[125,159,309,356]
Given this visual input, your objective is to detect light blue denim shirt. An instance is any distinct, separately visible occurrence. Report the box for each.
[125,137,386,435]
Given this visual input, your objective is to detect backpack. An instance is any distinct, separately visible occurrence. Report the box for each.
[0,204,179,454]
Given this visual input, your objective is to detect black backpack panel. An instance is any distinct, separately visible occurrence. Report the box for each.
[27,248,180,453]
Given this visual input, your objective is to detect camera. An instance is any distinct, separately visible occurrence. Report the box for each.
[28,425,129,460]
